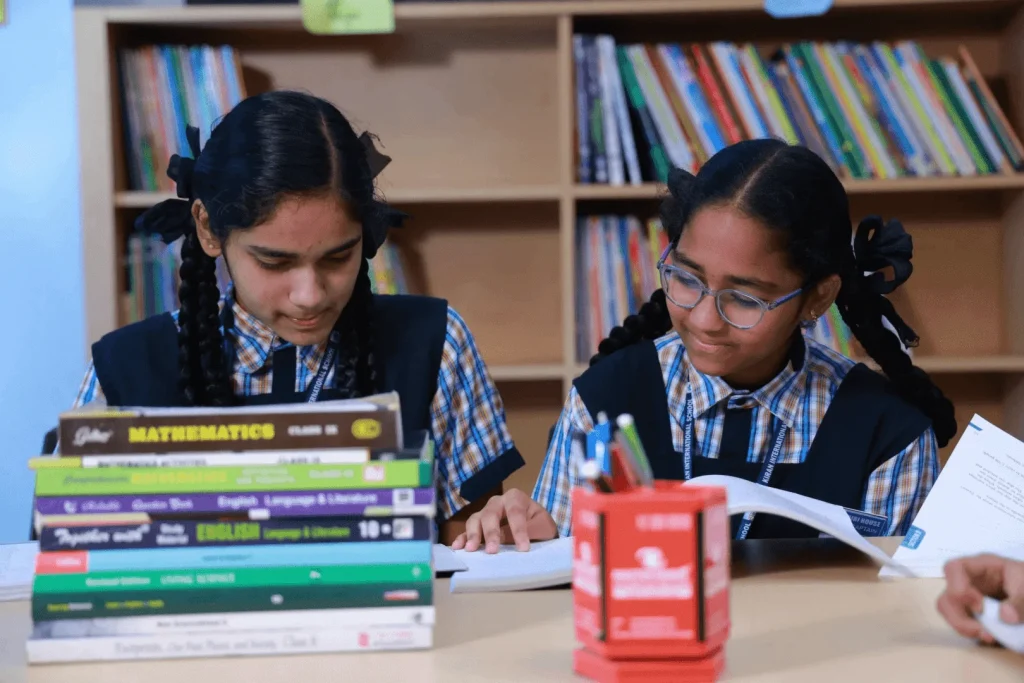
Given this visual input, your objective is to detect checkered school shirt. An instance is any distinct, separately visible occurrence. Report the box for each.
[534,330,939,538]
[73,298,517,519]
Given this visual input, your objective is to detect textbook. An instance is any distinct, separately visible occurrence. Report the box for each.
[57,392,404,456]
[27,391,439,663]
[448,477,912,593]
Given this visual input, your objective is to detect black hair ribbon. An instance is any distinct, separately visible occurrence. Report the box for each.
[358,130,409,258]
[854,215,919,348]
[134,125,203,244]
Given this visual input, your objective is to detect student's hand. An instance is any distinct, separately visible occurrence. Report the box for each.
[937,553,1024,644]
[450,489,558,553]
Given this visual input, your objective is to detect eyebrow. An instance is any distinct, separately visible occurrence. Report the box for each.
[247,235,362,260]
[672,251,781,292]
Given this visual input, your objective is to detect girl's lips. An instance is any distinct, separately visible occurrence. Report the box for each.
[288,313,326,329]
[689,337,731,354]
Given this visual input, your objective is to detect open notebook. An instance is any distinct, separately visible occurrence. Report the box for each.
[448,476,913,593]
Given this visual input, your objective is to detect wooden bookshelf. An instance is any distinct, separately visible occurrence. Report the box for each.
[76,0,1024,493]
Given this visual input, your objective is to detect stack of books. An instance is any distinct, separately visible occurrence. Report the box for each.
[25,393,437,664]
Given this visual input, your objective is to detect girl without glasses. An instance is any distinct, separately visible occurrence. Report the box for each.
[71,91,525,542]
[455,138,957,551]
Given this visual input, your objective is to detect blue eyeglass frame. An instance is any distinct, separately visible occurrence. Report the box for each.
[656,246,803,330]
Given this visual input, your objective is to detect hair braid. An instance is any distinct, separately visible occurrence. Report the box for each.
[176,232,207,406]
[835,256,958,447]
[590,289,673,366]
[332,259,377,398]
[195,245,232,406]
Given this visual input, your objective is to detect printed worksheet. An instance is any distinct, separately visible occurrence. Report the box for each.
[881,415,1024,578]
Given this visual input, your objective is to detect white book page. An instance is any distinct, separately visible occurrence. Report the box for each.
[432,544,468,573]
[686,474,913,575]
[881,414,1024,578]
[448,538,573,593]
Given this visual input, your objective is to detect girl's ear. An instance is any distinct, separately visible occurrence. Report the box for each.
[801,274,841,326]
[191,201,222,258]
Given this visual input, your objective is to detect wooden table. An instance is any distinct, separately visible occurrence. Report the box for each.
[1,538,1021,682]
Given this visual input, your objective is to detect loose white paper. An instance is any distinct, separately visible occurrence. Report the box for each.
[0,541,38,601]
[881,415,1024,578]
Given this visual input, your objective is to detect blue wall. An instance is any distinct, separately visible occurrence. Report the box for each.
[0,0,84,542]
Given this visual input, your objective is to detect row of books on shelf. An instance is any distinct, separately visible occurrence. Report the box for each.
[123,235,408,323]
[575,35,1024,185]
[26,394,435,663]
[572,213,872,363]
[118,44,248,193]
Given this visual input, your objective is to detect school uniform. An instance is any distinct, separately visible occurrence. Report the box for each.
[534,330,938,540]
[73,291,524,519]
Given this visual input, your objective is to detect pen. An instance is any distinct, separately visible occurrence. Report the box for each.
[594,412,612,473]
[579,459,614,493]
[615,414,654,487]
[608,442,640,491]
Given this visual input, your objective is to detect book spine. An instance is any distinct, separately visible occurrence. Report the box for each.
[32,605,436,638]
[34,461,432,496]
[26,624,434,663]
[573,35,593,183]
[40,516,432,552]
[615,47,671,182]
[36,443,425,469]
[35,486,435,519]
[599,35,643,185]
[33,581,433,622]
[58,406,401,455]
[584,36,609,184]
[943,58,1008,173]
[33,562,431,595]
[36,539,432,575]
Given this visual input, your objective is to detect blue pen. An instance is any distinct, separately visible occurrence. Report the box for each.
[591,411,612,474]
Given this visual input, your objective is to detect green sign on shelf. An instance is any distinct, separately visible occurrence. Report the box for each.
[301,0,396,35]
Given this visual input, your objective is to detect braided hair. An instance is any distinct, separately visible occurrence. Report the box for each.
[135,91,405,406]
[593,139,958,447]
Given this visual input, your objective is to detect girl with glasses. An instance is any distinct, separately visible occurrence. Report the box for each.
[454,138,958,551]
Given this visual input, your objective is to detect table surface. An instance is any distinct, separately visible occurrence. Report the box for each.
[1,538,1021,682]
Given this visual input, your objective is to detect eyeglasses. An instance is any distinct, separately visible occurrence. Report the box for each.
[657,248,803,330]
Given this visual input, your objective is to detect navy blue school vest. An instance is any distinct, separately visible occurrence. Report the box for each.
[89,294,448,439]
[573,340,931,539]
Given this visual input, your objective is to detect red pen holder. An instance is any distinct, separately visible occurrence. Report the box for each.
[571,481,731,681]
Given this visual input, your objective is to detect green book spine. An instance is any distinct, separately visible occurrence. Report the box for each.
[794,43,868,178]
[616,46,671,182]
[32,581,433,622]
[927,59,992,174]
[34,460,432,496]
[875,43,957,176]
[33,562,429,595]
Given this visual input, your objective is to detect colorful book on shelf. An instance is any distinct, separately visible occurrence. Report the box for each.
[574,36,1024,184]
[118,44,248,193]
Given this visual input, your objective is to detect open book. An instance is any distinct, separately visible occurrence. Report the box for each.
[448,476,913,593]
[880,414,1024,578]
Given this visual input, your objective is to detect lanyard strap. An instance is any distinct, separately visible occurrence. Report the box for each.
[682,390,788,540]
[305,330,341,403]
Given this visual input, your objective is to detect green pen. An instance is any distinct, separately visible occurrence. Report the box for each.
[615,414,654,487]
